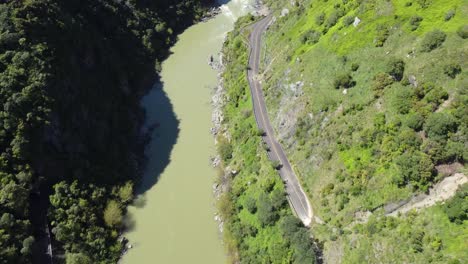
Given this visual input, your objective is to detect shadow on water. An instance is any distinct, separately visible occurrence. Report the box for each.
[135,81,180,196]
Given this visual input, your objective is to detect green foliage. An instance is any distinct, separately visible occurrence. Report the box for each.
[0,1,205,261]
[257,193,279,226]
[443,184,468,224]
[443,63,462,78]
[372,72,394,97]
[315,12,325,26]
[420,30,447,52]
[404,112,424,131]
[301,30,321,45]
[424,112,458,140]
[395,151,435,190]
[445,9,456,21]
[65,252,92,264]
[233,0,468,262]
[409,15,423,31]
[387,58,405,81]
[218,20,316,263]
[457,25,468,39]
[218,136,233,162]
[343,16,355,27]
[375,24,390,47]
[103,200,123,228]
[333,73,355,89]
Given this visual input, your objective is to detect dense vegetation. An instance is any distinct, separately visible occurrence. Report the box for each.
[255,0,467,263]
[0,0,207,263]
[217,16,316,264]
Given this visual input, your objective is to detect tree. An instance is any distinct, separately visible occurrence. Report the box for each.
[118,182,133,204]
[245,197,257,214]
[257,193,278,226]
[103,200,123,228]
[65,252,92,264]
[20,236,34,256]
[424,112,458,140]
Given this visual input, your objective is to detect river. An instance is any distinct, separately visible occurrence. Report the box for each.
[121,1,253,263]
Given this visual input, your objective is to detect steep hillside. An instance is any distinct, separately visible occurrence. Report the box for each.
[216,15,317,263]
[0,0,206,263]
[231,0,466,263]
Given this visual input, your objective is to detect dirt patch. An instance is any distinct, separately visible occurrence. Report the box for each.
[388,173,468,216]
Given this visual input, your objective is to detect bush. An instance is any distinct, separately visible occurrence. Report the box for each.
[457,25,468,39]
[387,58,405,81]
[301,30,321,44]
[444,63,462,78]
[392,88,414,114]
[315,12,325,26]
[409,15,423,31]
[445,10,455,21]
[372,73,394,96]
[351,63,359,71]
[218,137,233,161]
[404,112,424,131]
[343,16,354,27]
[326,11,339,29]
[375,24,390,47]
[420,30,446,52]
[333,73,355,89]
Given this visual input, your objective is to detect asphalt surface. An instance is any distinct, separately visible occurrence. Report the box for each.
[247,15,313,226]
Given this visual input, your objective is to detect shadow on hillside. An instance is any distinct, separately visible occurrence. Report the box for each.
[135,81,180,195]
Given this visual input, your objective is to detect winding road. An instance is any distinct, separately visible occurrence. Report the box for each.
[247,15,313,226]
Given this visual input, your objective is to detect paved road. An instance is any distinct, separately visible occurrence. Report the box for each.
[247,15,313,226]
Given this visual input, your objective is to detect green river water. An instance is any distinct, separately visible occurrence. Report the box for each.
[121,1,253,263]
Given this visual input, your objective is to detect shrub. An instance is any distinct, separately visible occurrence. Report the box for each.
[445,10,455,21]
[315,12,325,26]
[300,29,321,44]
[218,137,233,161]
[457,25,468,39]
[375,24,390,47]
[372,73,394,96]
[343,16,354,27]
[404,112,424,131]
[420,30,446,52]
[443,63,462,78]
[409,15,423,31]
[351,63,359,71]
[333,73,355,89]
[387,58,405,81]
[326,11,339,29]
[392,88,414,114]
[416,0,431,8]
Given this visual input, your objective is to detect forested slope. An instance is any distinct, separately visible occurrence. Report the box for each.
[0,0,207,263]
[225,0,466,263]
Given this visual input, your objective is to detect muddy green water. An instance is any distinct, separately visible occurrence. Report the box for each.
[122,1,252,263]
